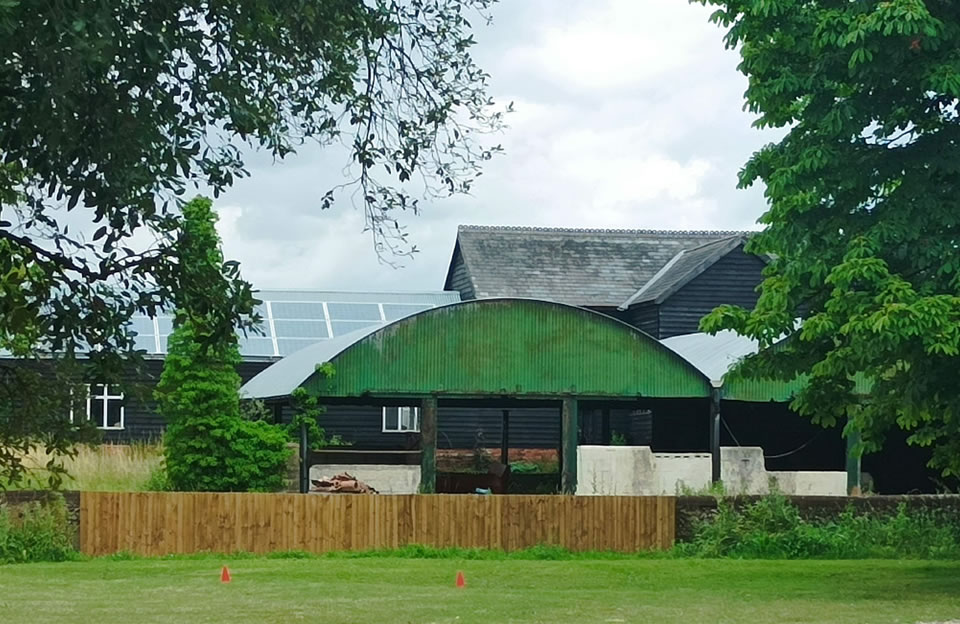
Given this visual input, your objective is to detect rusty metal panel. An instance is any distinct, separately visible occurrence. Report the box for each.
[304,299,711,399]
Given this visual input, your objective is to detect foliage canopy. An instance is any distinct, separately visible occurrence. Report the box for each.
[696,0,960,474]
[0,0,502,477]
[0,0,502,360]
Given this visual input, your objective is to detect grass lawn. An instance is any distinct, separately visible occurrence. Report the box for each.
[1,558,958,623]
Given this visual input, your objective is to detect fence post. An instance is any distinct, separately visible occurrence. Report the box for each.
[299,420,309,494]
[561,398,578,494]
[710,388,721,483]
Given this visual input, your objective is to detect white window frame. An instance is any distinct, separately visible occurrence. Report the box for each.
[85,384,125,430]
[381,406,420,433]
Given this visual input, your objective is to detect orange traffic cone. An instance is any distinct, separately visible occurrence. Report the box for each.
[221,566,231,583]
[455,571,466,588]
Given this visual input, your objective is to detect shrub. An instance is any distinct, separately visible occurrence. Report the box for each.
[163,409,290,492]
[0,496,78,563]
[678,492,960,559]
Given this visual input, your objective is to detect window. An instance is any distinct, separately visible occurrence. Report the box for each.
[85,384,125,430]
[382,406,419,433]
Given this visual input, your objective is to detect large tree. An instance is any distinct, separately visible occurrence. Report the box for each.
[156,197,290,492]
[0,0,503,480]
[696,0,960,475]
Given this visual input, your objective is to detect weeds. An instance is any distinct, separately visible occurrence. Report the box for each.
[678,492,960,559]
[0,496,79,563]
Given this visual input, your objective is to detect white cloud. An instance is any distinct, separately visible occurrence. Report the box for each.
[214,0,779,292]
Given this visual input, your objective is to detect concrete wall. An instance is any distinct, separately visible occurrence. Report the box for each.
[654,453,711,494]
[309,464,421,494]
[577,446,710,495]
[768,471,847,496]
[577,445,847,496]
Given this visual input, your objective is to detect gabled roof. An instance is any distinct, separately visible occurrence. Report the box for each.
[618,235,747,309]
[445,226,749,307]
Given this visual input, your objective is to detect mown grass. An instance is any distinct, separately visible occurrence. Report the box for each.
[1,557,958,623]
[0,443,163,491]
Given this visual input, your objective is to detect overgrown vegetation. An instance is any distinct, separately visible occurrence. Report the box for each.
[510,459,559,474]
[0,496,77,564]
[679,492,960,559]
[286,386,347,449]
[155,198,289,492]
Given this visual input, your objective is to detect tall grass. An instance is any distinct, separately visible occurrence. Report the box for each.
[2,443,164,491]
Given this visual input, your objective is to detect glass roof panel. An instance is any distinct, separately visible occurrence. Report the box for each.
[129,316,155,335]
[276,338,320,356]
[330,319,380,337]
[273,320,329,339]
[133,335,157,352]
[156,316,175,335]
[237,337,276,357]
[270,301,326,320]
[326,302,381,321]
[381,303,432,321]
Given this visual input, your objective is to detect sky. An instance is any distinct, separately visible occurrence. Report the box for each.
[216,0,781,294]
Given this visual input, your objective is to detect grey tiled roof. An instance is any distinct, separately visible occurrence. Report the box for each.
[619,235,747,308]
[453,225,750,307]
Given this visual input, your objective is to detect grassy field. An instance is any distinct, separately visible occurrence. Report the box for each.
[1,443,162,491]
[1,558,958,623]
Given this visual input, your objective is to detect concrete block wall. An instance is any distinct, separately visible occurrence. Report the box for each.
[577,445,847,496]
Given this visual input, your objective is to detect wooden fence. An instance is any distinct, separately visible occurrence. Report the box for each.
[79,492,676,556]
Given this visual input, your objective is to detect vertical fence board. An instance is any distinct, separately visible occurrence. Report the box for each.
[78,493,676,556]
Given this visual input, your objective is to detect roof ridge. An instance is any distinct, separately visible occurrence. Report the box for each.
[677,233,748,254]
[457,224,753,236]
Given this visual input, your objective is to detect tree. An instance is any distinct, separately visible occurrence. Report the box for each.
[0,0,504,478]
[696,0,960,475]
[156,197,289,492]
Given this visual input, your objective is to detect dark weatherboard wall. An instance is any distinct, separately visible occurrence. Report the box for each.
[656,247,766,339]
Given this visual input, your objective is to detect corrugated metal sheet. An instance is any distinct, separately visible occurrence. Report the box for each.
[661,330,759,386]
[723,371,872,403]
[304,299,711,399]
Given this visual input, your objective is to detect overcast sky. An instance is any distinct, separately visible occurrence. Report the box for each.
[216,0,781,294]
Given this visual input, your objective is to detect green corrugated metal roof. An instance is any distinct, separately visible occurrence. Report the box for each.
[721,371,873,402]
[302,298,712,399]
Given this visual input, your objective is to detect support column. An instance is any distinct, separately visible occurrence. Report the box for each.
[561,398,579,494]
[710,388,721,483]
[420,396,438,493]
[846,420,861,496]
[500,409,510,465]
[299,420,309,494]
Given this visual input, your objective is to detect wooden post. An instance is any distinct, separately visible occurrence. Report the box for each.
[500,409,510,465]
[561,398,579,494]
[710,389,721,483]
[299,420,309,494]
[420,396,438,493]
[846,420,861,496]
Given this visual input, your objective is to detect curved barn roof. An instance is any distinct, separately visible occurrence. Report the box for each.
[242,298,712,401]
